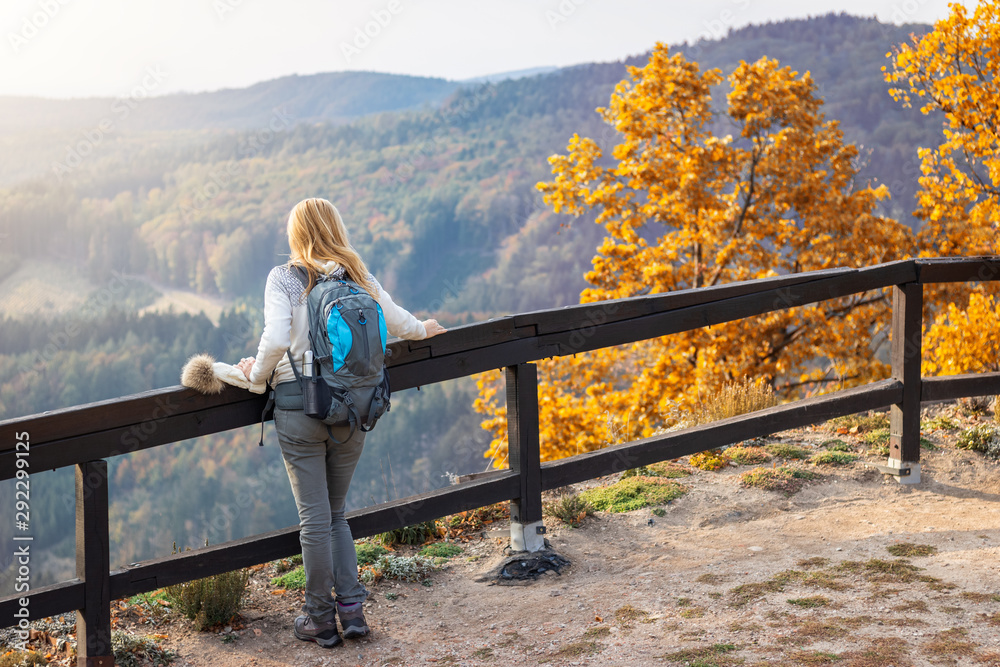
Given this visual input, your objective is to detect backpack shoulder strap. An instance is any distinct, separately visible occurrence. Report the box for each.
[289,264,309,289]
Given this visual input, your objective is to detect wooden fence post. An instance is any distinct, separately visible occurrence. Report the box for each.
[76,460,114,666]
[889,283,922,484]
[506,363,545,552]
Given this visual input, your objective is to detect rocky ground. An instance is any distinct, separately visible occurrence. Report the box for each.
[7,402,1000,667]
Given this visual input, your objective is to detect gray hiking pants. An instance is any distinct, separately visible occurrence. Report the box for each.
[274,407,368,622]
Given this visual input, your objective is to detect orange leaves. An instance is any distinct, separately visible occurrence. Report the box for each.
[885,2,1000,255]
[476,44,917,466]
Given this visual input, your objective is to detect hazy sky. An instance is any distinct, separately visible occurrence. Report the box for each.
[0,0,975,99]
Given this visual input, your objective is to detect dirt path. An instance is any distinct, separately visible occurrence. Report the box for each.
[15,411,1000,666]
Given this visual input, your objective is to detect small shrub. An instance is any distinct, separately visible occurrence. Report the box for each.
[164,568,250,630]
[958,395,991,416]
[957,423,1000,453]
[739,466,815,495]
[692,376,777,424]
[809,451,859,466]
[360,554,436,583]
[690,449,728,471]
[376,520,440,546]
[270,566,306,590]
[579,477,687,513]
[765,443,811,459]
[543,493,593,527]
[355,542,389,566]
[418,543,463,558]
[112,631,178,667]
[725,446,772,465]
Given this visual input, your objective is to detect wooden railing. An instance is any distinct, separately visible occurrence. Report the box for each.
[4,256,1000,665]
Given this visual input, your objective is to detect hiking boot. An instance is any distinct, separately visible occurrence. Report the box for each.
[293,614,342,648]
[337,601,370,639]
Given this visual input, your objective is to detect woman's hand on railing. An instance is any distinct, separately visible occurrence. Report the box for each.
[236,356,256,380]
[422,319,447,338]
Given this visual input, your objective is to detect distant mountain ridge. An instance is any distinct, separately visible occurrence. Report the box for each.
[0,70,461,134]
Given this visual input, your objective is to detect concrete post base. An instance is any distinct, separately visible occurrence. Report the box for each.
[510,519,546,552]
[888,458,921,484]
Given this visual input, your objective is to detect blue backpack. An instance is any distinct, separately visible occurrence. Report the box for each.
[285,266,391,441]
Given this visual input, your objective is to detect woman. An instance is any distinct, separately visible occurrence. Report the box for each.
[236,197,446,648]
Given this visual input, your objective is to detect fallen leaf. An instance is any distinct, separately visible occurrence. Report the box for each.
[271,589,286,595]
[595,615,603,622]
[253,629,262,636]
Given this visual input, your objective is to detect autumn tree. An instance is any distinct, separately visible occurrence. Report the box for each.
[885,2,1000,376]
[476,45,914,465]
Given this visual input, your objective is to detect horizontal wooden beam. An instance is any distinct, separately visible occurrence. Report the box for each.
[0,579,84,623]
[921,372,1000,403]
[0,391,268,481]
[540,379,903,490]
[512,268,856,335]
[916,256,1000,284]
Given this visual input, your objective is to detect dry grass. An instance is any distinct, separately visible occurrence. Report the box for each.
[923,627,978,661]
[614,604,650,627]
[660,643,741,666]
[692,377,778,424]
[839,638,910,667]
[886,542,937,557]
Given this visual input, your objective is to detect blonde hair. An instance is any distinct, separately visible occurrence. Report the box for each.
[286,198,377,299]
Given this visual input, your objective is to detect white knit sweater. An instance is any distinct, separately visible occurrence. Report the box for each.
[248,261,427,387]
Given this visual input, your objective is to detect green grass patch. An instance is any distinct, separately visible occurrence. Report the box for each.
[578,476,687,513]
[418,543,463,558]
[725,446,772,465]
[764,443,811,459]
[270,565,306,590]
[821,439,853,451]
[356,542,389,565]
[922,414,959,432]
[809,451,859,466]
[738,466,816,495]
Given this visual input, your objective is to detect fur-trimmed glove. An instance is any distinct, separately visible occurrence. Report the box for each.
[181,353,267,394]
